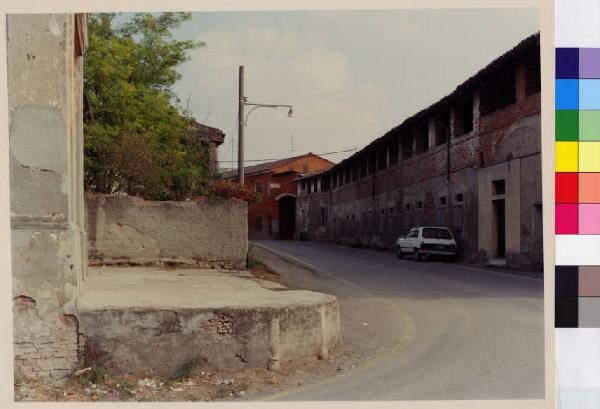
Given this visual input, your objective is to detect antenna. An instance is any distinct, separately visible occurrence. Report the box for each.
[289,134,297,156]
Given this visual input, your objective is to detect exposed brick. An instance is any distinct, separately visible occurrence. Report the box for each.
[297,35,542,270]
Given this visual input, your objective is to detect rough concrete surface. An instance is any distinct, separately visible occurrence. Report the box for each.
[85,194,248,269]
[9,14,86,380]
[77,267,341,376]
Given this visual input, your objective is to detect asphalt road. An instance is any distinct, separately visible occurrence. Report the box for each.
[253,240,545,401]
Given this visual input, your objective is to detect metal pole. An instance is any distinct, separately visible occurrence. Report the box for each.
[238,65,245,185]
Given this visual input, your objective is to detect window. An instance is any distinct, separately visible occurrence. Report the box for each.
[320,207,328,226]
[524,57,541,95]
[453,205,465,232]
[493,179,506,195]
[434,111,451,145]
[401,128,414,159]
[377,145,388,171]
[360,159,368,178]
[380,208,385,216]
[321,176,330,192]
[254,216,263,232]
[352,160,359,181]
[455,193,464,203]
[454,97,473,136]
[440,196,447,206]
[405,203,411,212]
[368,152,376,175]
[389,139,399,165]
[415,122,429,154]
[417,201,423,210]
[480,69,517,115]
[423,228,452,239]
[255,182,263,194]
[301,209,308,229]
[407,229,419,238]
[389,206,395,215]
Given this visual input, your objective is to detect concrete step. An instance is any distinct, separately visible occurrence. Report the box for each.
[77,267,341,376]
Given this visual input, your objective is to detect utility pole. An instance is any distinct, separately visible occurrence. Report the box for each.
[238,65,245,185]
[236,65,294,186]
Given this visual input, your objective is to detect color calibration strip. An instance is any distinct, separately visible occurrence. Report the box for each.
[555,48,600,328]
[555,2,600,407]
[555,48,600,235]
[556,266,600,327]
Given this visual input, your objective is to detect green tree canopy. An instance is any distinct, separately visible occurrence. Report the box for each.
[84,12,210,200]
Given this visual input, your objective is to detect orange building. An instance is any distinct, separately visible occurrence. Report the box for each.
[222,153,333,239]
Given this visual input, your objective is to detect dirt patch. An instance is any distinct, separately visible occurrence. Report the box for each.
[13,351,360,402]
[246,256,282,284]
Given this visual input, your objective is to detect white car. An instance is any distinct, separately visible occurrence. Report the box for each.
[395,226,458,261]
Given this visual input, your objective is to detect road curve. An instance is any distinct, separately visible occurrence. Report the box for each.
[253,240,545,401]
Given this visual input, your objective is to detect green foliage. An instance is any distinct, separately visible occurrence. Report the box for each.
[84,12,210,200]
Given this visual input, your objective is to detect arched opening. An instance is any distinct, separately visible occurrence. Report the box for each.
[278,195,296,240]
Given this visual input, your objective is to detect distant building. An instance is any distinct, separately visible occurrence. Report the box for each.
[296,33,542,270]
[189,120,225,172]
[222,153,333,239]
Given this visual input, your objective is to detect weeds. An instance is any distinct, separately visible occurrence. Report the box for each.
[170,360,199,383]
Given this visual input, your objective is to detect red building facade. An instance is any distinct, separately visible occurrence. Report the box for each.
[222,153,333,239]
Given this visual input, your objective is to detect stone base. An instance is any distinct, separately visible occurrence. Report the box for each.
[77,267,341,376]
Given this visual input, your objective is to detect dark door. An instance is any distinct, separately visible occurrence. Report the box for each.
[494,199,506,258]
[278,196,296,240]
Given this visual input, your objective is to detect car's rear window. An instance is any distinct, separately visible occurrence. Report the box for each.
[422,228,452,239]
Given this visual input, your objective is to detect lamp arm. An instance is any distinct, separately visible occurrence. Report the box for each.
[243,103,293,125]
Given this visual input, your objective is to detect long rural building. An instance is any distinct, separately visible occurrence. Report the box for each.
[295,33,542,270]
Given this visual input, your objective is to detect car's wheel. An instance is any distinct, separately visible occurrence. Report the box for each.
[396,246,403,259]
[413,248,421,261]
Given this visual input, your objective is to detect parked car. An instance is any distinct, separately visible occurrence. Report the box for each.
[395,226,458,261]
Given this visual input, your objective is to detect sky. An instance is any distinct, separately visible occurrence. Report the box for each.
[167,8,539,170]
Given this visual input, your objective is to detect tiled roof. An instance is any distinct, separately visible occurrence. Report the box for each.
[332,32,540,170]
[190,121,225,146]
[221,153,329,180]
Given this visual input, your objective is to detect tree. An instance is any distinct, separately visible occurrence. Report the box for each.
[83,12,208,200]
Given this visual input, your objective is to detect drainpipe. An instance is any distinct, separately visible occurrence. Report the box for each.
[446,133,450,183]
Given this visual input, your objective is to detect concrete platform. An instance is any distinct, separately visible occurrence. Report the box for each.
[77,267,341,376]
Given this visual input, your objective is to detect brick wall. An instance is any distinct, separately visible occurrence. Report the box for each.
[296,44,542,269]
[13,297,79,380]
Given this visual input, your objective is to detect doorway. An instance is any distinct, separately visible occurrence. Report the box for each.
[493,199,506,258]
[278,196,296,240]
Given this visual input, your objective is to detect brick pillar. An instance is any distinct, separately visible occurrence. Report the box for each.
[515,64,527,103]
[428,117,436,148]
[472,89,481,134]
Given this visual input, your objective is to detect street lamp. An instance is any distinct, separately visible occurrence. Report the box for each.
[237,65,294,185]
